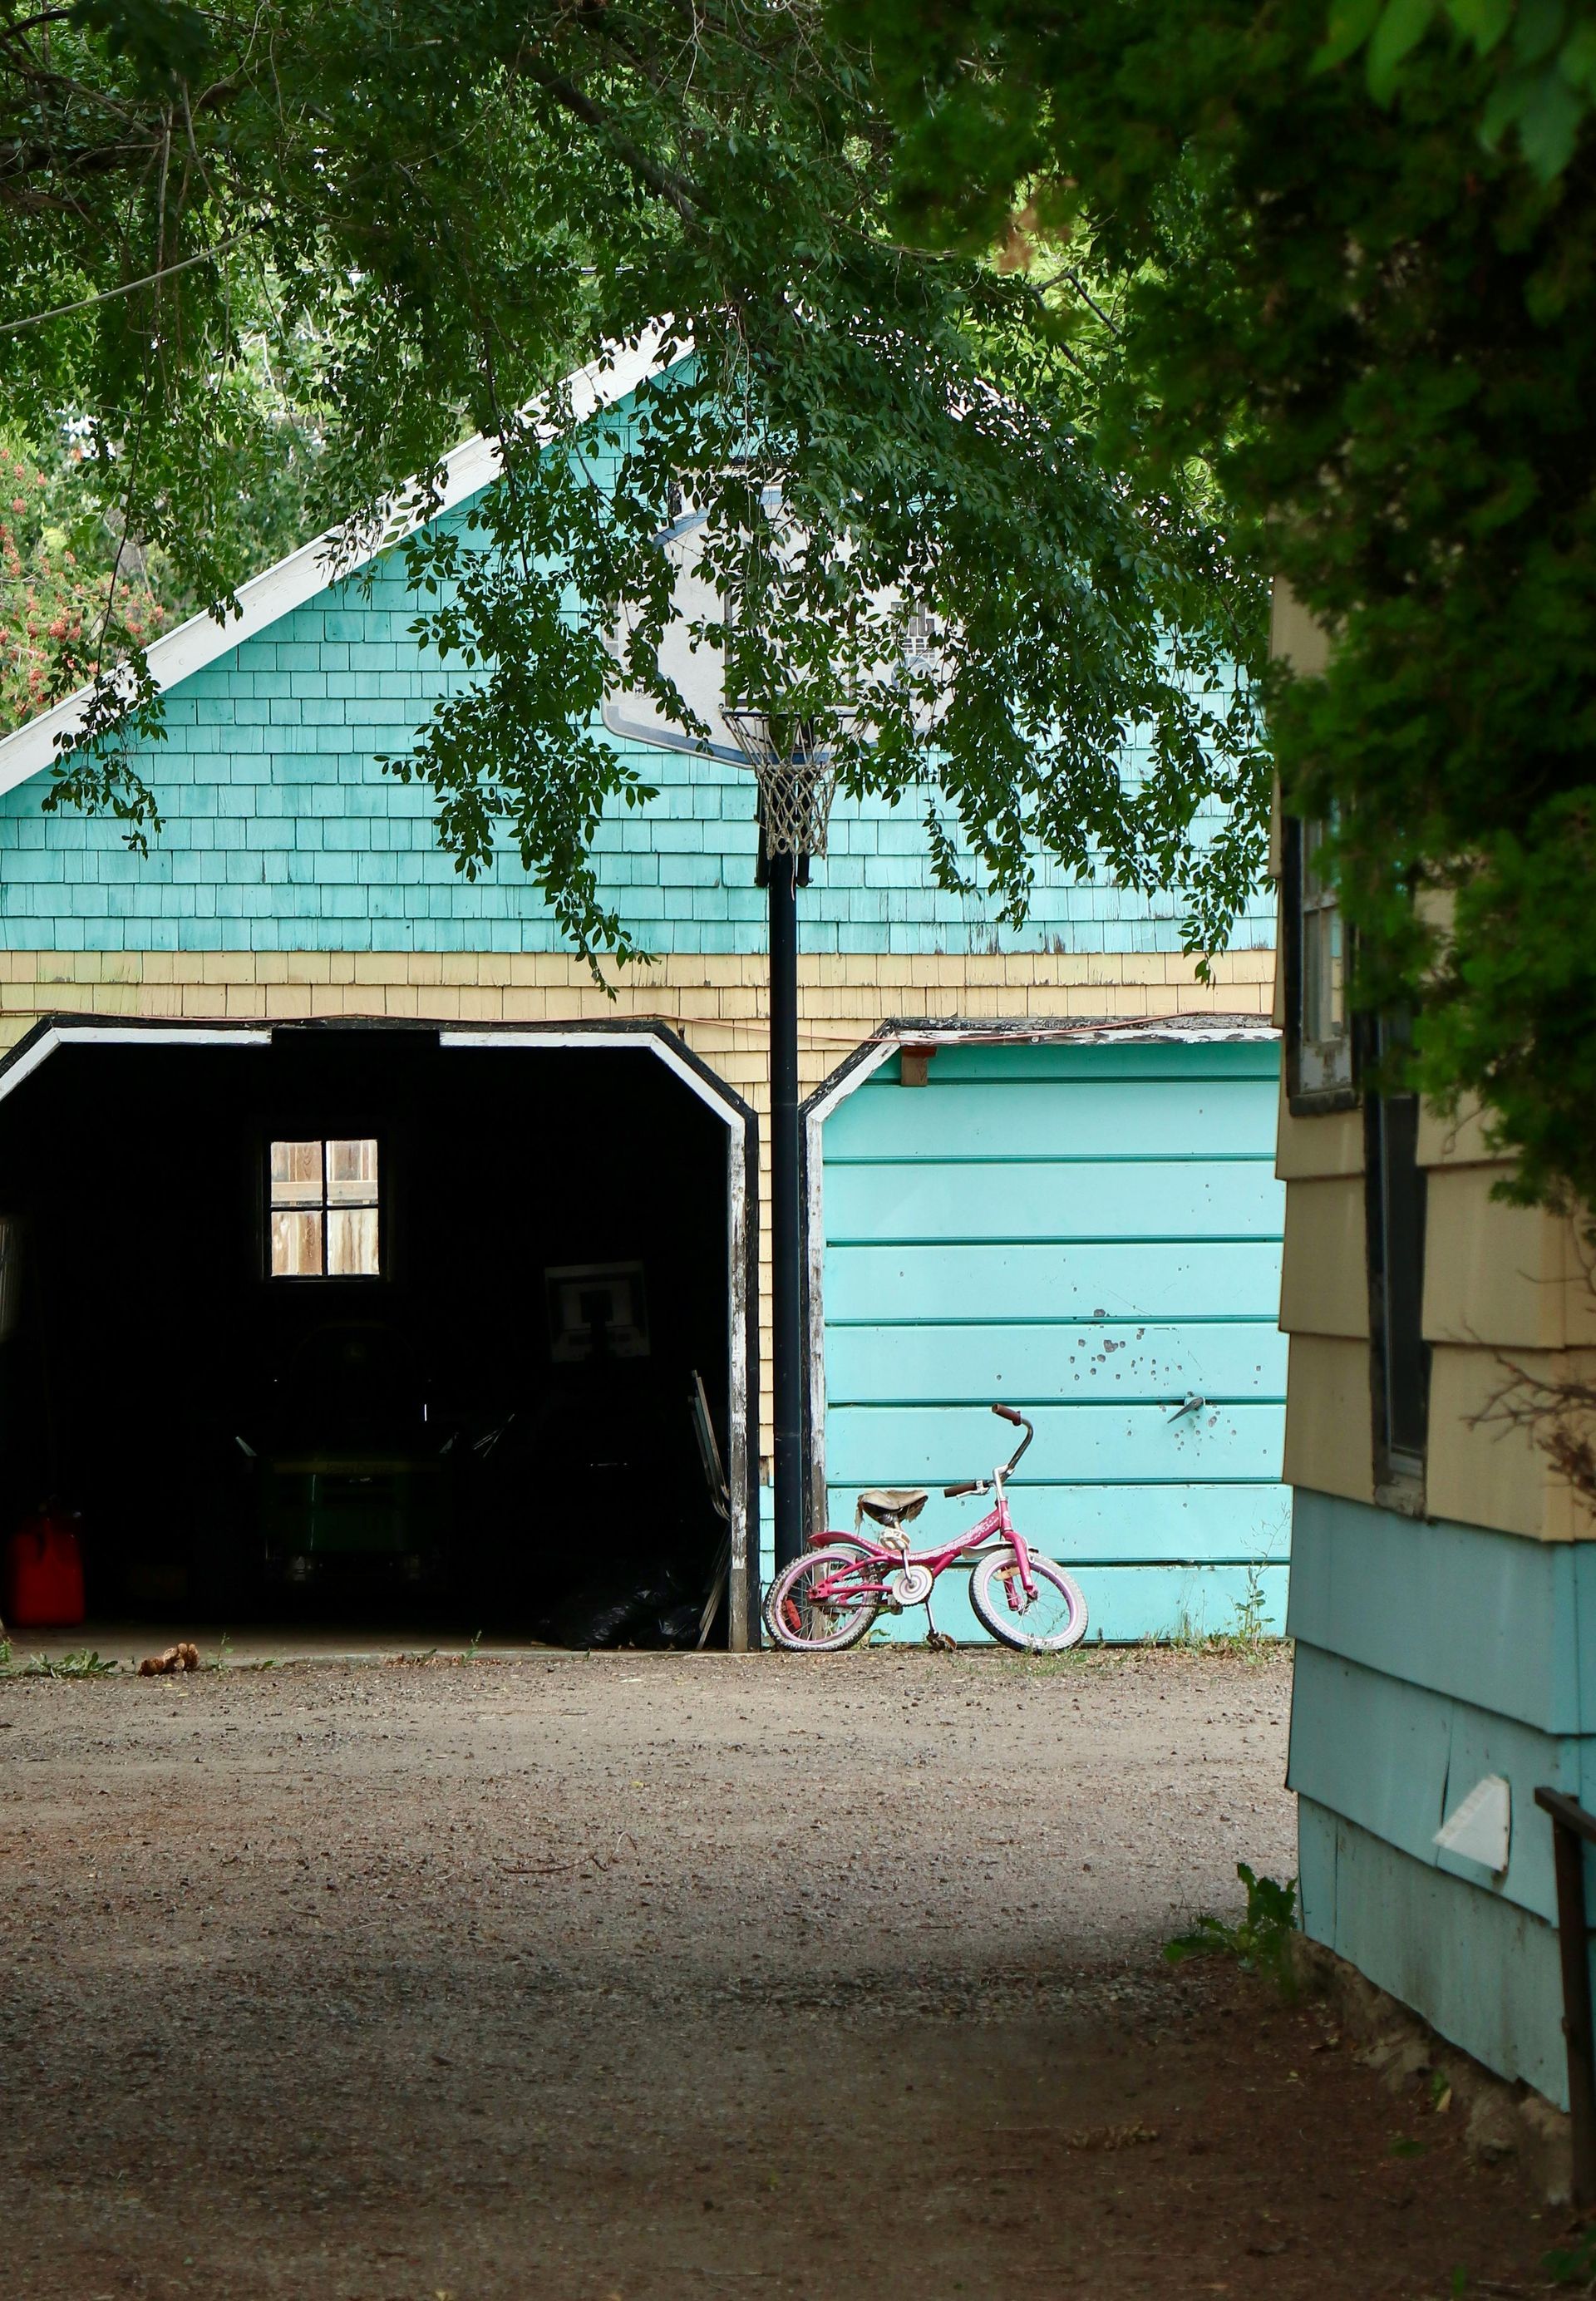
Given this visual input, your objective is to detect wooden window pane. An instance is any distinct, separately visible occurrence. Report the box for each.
[270,1140,324,1208]
[1303,904,1345,1047]
[327,1205,380,1277]
[326,1138,378,1206]
[271,1209,323,1277]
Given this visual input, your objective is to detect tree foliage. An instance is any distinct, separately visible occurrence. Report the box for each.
[0,431,165,726]
[1316,0,1596,181]
[859,0,1596,1210]
[0,0,1267,964]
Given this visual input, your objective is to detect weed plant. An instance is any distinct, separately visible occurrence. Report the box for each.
[1165,1864,1299,1996]
[19,1648,118,1678]
[1544,2227,1596,2289]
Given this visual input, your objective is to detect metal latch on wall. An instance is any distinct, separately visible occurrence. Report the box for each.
[1165,1392,1205,1423]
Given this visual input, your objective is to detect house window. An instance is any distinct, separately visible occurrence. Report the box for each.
[268,1139,380,1279]
[1366,1017,1429,1490]
[1288,817,1354,1102]
[903,604,940,662]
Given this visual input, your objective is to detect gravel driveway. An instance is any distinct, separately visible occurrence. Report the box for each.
[0,1646,1549,2298]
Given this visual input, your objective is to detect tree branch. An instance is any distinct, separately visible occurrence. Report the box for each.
[517,58,709,226]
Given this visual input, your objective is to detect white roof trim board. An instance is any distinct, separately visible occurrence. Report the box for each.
[0,329,673,802]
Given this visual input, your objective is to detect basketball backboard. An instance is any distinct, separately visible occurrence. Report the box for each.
[600,497,946,764]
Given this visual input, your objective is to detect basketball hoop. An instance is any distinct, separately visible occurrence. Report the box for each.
[721,707,840,862]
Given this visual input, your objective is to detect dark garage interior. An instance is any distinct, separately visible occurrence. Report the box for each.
[0,1025,735,1645]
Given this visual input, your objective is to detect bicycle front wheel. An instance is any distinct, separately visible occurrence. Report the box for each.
[969,1549,1088,1653]
[765,1545,882,1653]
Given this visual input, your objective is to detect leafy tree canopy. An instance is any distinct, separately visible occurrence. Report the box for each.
[856,0,1596,1211]
[0,0,1266,967]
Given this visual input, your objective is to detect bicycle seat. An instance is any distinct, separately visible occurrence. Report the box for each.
[855,1488,929,1530]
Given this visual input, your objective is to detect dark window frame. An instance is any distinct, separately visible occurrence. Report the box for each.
[1283,815,1359,1115]
[1362,1014,1431,1500]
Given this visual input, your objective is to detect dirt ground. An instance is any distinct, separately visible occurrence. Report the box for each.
[0,1645,1566,2299]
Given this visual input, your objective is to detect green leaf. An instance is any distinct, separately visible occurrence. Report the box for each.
[1512,0,1568,62]
[1559,17,1596,81]
[1515,62,1584,172]
[1446,0,1515,53]
[1367,0,1441,101]
[1312,0,1385,72]
[68,0,211,86]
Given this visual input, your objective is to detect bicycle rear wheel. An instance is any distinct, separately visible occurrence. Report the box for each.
[969,1549,1088,1653]
[765,1545,882,1653]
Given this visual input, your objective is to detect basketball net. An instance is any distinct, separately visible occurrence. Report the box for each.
[722,708,839,861]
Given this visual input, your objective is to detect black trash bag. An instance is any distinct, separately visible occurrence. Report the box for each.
[550,1556,709,1651]
[551,1576,657,1649]
[657,1601,703,1650]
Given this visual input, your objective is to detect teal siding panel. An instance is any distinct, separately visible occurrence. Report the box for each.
[824,1319,1287,1406]
[860,1561,1288,1647]
[1288,1499,1596,2104]
[820,1042,1286,1642]
[1297,1796,1338,1949]
[825,1241,1284,1324]
[827,1402,1283,1486]
[1574,1541,1596,1755]
[1286,1489,1582,1734]
[1288,1645,1569,1925]
[1298,1800,1569,2106]
[825,1157,1284,1244]
[822,1480,1291,1564]
[823,1078,1281,1163]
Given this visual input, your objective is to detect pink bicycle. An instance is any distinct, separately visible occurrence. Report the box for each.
[764,1405,1089,1653]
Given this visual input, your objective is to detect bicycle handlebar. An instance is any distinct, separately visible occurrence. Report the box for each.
[942,1408,1034,1500]
[993,1402,1034,1473]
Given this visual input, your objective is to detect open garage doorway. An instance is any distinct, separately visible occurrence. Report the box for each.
[0,1019,755,1648]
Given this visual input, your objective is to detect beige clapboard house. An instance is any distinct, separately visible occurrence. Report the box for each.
[1273,582,1596,2111]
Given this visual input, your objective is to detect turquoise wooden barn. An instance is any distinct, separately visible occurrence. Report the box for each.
[0,348,1284,1648]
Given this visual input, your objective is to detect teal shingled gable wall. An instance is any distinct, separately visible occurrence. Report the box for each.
[0,387,1276,958]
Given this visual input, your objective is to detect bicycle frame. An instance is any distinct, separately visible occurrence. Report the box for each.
[805,1464,1039,1612]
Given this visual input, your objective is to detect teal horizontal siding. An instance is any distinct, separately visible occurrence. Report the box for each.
[860,1561,1288,1648]
[1289,1492,1596,2107]
[825,1157,1283,1244]
[826,1402,1284,1485]
[824,1078,1281,1163]
[1288,1644,1572,1927]
[825,1241,1283,1324]
[819,1042,1286,1641]
[821,1480,1289,1564]
[1298,1801,1567,2107]
[825,1320,1286,1406]
[1286,1488,1594,1735]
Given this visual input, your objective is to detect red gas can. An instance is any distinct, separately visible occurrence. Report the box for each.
[5,1509,86,1628]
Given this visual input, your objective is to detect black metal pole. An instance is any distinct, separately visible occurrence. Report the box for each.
[1537,1786,1596,2207]
[769,847,804,1577]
